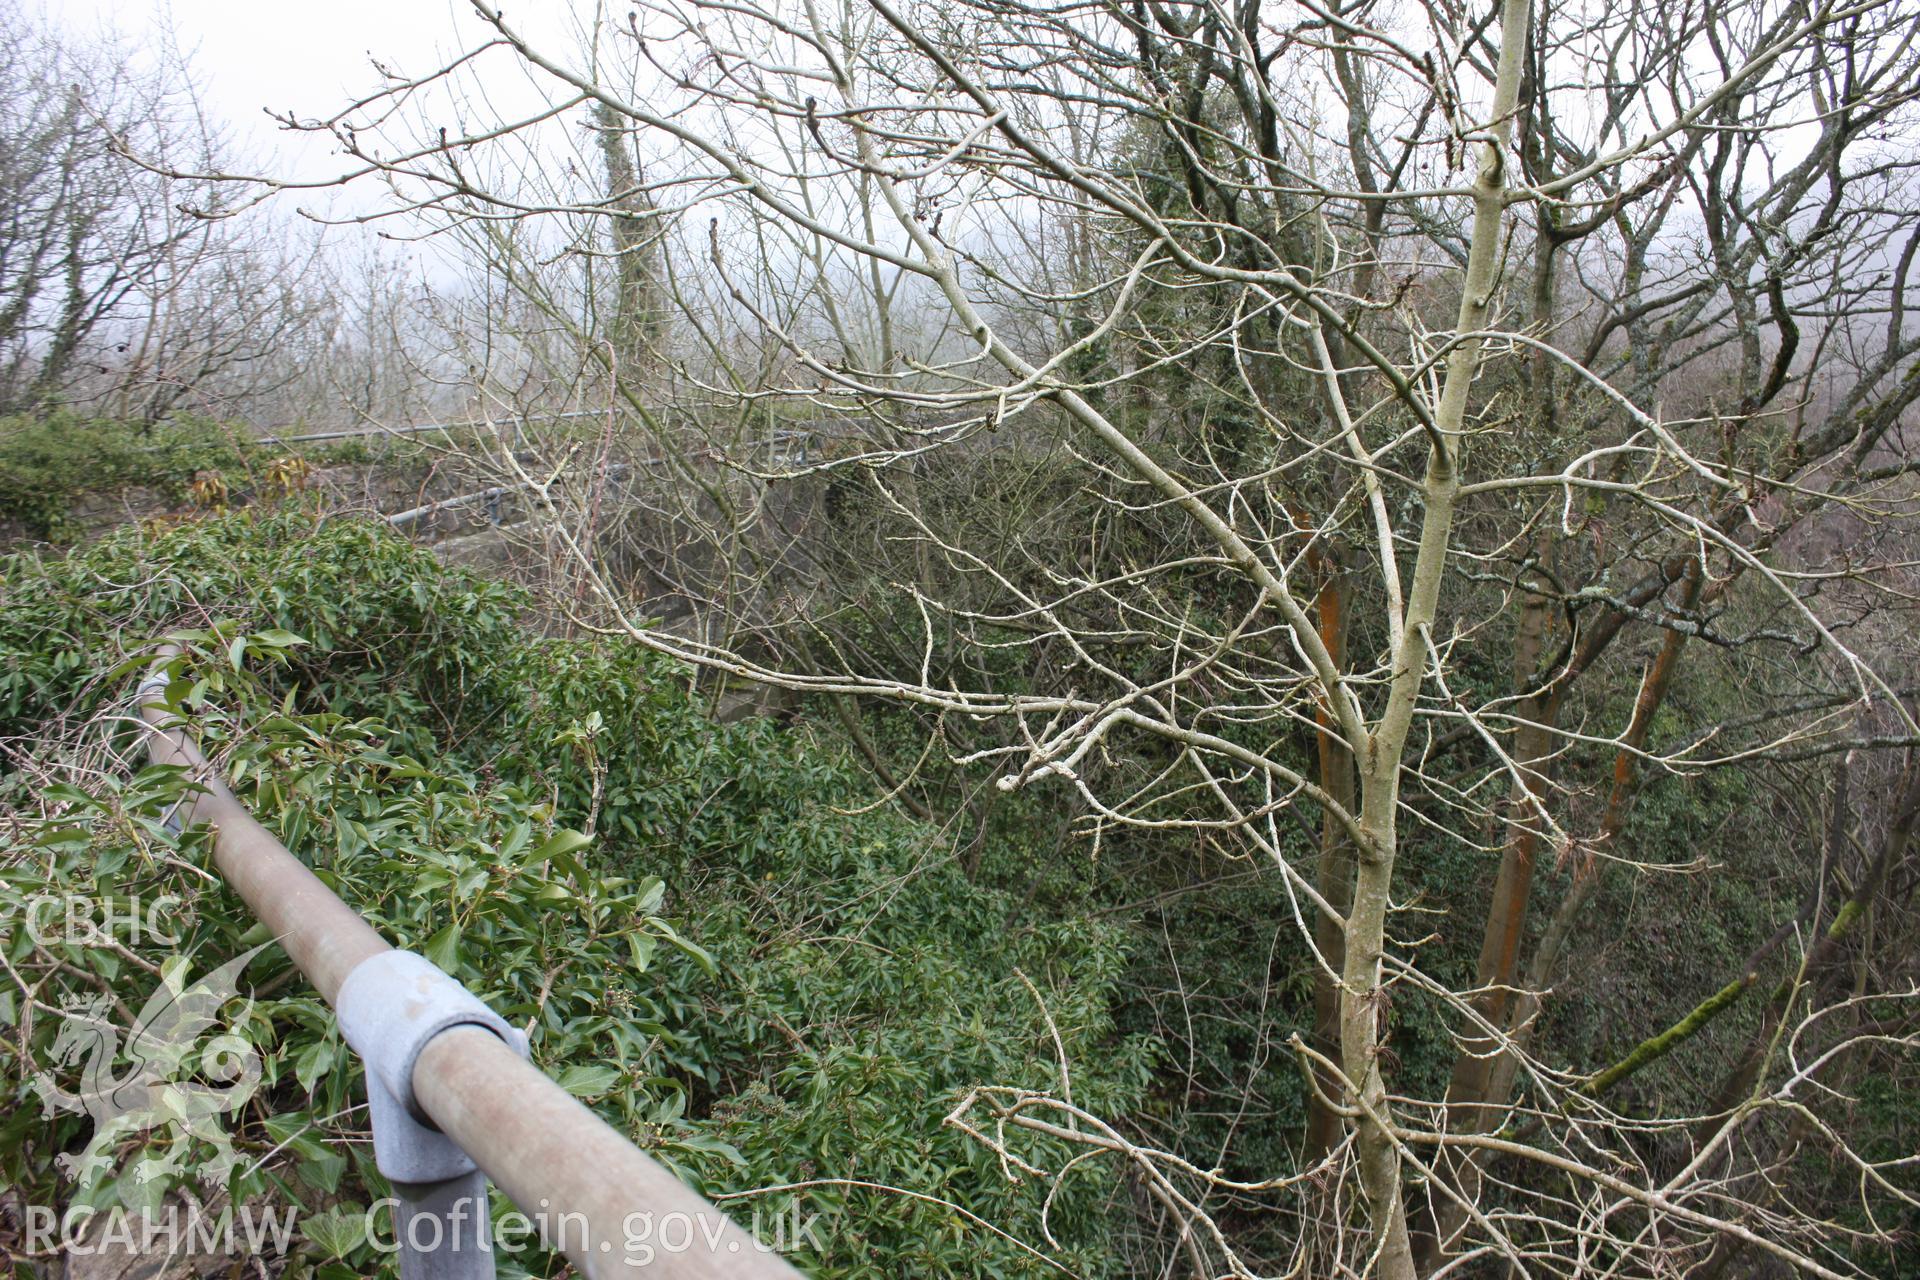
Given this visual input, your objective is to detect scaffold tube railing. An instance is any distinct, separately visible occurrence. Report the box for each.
[136,646,805,1280]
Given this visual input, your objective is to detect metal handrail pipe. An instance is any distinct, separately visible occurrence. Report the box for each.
[139,662,389,1002]
[257,414,815,449]
[257,409,617,446]
[416,1027,792,1280]
[386,484,529,531]
[134,650,806,1279]
[384,463,635,531]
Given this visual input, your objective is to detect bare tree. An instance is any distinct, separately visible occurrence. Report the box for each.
[0,3,363,427]
[212,0,1920,1272]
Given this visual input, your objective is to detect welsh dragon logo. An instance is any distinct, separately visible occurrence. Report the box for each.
[31,944,270,1191]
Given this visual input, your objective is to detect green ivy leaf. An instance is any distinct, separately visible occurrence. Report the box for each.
[294,1038,337,1094]
[298,1147,349,1195]
[302,1203,367,1259]
[423,921,463,972]
[651,919,717,974]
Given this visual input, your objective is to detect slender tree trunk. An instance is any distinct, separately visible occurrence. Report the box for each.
[1306,545,1357,1159]
[1488,565,1702,1109]
[1422,544,1555,1262]
[1371,0,1529,1268]
[1452,533,1556,1091]
[1441,155,1571,1142]
[593,100,661,371]
[1344,762,1421,1280]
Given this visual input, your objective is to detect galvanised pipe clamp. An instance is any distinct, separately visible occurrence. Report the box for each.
[135,670,187,835]
[135,671,171,704]
[336,949,530,1183]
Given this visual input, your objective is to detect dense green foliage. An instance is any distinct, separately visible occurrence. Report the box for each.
[3,478,1909,1279]
[0,414,266,537]
[808,457,1882,1271]
[0,413,446,540]
[0,509,1152,1276]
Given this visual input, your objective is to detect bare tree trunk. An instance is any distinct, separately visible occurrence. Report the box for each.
[593,100,661,373]
[1376,3,1530,1268]
[1306,545,1356,1160]
[1492,565,1704,1104]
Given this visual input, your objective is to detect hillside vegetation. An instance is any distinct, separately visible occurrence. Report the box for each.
[0,509,1151,1277]
[6,0,1920,1269]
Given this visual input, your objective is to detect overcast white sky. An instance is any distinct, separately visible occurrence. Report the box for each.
[60,1,457,170]
[55,1,599,190]
[48,0,609,276]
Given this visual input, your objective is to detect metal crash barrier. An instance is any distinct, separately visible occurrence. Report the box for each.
[136,650,804,1280]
